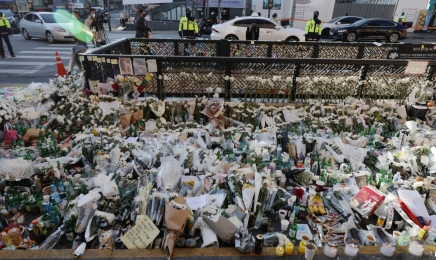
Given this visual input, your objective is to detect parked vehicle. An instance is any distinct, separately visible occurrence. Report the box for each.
[197,17,215,36]
[329,18,407,43]
[19,12,74,43]
[321,16,363,38]
[0,9,19,34]
[211,16,305,42]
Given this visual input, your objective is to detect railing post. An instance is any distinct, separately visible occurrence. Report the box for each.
[357,45,365,59]
[312,43,319,58]
[403,42,413,52]
[291,63,301,101]
[219,39,231,57]
[354,64,369,99]
[225,61,232,101]
[267,43,273,58]
[175,40,180,56]
[157,60,164,100]
[81,55,91,89]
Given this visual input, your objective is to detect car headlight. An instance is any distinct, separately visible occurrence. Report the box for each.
[53,27,66,32]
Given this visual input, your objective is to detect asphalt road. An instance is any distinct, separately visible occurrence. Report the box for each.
[1,12,435,88]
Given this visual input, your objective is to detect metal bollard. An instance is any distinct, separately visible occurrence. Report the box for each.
[108,14,111,31]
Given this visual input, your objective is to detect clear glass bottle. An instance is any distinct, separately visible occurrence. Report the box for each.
[426,227,436,245]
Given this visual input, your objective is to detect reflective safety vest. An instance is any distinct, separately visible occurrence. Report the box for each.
[0,14,11,28]
[305,19,322,35]
[179,16,198,33]
[398,15,406,23]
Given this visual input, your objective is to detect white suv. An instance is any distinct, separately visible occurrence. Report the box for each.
[211,16,306,42]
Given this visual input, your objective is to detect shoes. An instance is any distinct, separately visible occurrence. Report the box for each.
[11,54,15,57]
[1,56,5,58]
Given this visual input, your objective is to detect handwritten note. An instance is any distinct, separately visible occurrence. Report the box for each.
[186,194,207,210]
[145,120,156,132]
[121,215,160,249]
[99,101,120,110]
[405,60,428,75]
[147,59,157,72]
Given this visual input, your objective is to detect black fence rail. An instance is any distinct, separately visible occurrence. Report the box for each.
[81,53,436,102]
[90,38,436,60]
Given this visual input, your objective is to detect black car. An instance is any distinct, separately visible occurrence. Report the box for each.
[0,9,19,34]
[329,18,407,43]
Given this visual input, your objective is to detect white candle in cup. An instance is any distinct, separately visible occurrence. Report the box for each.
[408,241,425,257]
[380,243,395,257]
[304,242,316,260]
[281,219,289,231]
[344,244,359,257]
[323,244,337,258]
[392,231,401,242]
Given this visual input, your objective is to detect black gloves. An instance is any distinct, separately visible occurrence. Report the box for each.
[179,31,182,37]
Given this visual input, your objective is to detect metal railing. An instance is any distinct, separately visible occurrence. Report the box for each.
[89,38,436,59]
[81,52,436,102]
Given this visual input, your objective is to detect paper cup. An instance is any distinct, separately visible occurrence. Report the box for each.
[304,242,316,260]
[366,235,375,246]
[281,219,289,231]
[393,231,401,242]
[279,210,287,220]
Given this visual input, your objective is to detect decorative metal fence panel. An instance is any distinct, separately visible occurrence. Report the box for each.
[81,53,436,103]
[90,39,436,60]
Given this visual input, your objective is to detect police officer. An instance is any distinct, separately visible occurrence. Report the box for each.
[398,12,406,25]
[0,11,14,58]
[305,11,322,41]
[178,8,198,39]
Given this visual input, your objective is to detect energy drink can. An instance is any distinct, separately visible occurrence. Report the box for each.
[255,234,264,254]
[376,216,386,227]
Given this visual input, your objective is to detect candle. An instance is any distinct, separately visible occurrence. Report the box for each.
[298,240,307,254]
[344,244,359,257]
[380,243,395,257]
[285,242,294,255]
[408,241,425,257]
[323,244,338,258]
[305,242,316,260]
[276,246,284,257]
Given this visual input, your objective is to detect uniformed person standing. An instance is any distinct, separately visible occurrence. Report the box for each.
[179,8,198,39]
[398,13,406,25]
[305,11,322,41]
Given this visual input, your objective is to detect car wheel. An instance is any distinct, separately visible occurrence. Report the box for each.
[388,33,399,43]
[346,32,357,42]
[22,28,31,40]
[321,28,330,38]
[285,36,299,42]
[46,31,55,43]
[225,34,239,40]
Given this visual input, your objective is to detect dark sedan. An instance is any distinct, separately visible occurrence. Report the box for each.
[0,9,19,34]
[329,18,407,43]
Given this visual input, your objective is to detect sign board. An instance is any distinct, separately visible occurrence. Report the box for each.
[294,0,324,21]
[208,0,244,8]
[402,8,418,22]
[405,61,428,74]
[387,51,436,60]
[16,1,29,12]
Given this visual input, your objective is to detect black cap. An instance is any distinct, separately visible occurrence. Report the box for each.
[186,8,191,13]
[314,11,319,16]
[272,13,277,17]
[73,10,79,14]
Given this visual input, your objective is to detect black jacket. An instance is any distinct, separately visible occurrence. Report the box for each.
[136,16,150,38]
[245,24,259,40]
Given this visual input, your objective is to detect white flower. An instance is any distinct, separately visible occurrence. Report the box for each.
[206,72,213,78]
[215,87,223,94]
[158,75,163,80]
[0,110,6,116]
[4,115,9,120]
[213,93,219,98]
[224,75,230,81]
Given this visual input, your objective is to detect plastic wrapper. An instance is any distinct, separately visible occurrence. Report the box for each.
[308,192,326,215]
[157,156,182,191]
[0,157,34,179]
[344,218,365,246]
[367,224,396,247]
[38,228,63,249]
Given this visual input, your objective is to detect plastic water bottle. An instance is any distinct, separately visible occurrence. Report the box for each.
[398,227,411,246]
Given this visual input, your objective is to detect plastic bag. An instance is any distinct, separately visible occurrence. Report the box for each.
[0,157,34,179]
[157,156,182,191]
[3,123,17,148]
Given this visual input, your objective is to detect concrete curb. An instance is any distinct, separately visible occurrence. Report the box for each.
[0,246,435,260]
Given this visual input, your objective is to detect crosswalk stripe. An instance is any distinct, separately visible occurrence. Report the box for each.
[0,61,55,66]
[11,55,70,59]
[19,51,71,54]
[0,69,40,74]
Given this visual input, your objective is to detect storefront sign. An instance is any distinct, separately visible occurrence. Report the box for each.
[208,0,244,8]
[16,1,29,12]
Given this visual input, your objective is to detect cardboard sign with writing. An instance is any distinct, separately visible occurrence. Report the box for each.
[121,215,159,249]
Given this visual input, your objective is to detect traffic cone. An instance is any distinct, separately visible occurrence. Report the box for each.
[55,52,67,77]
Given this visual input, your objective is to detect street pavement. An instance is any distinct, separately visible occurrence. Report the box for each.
[0,14,436,87]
